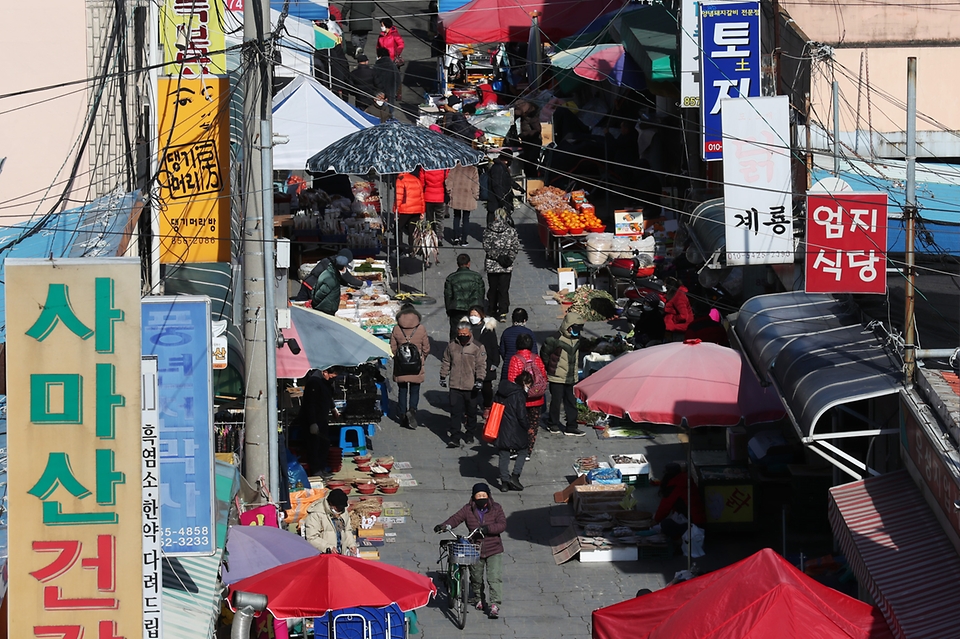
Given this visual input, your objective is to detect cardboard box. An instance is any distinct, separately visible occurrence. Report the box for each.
[527,178,545,196]
[572,484,627,515]
[541,122,554,146]
[358,525,385,538]
[579,546,639,563]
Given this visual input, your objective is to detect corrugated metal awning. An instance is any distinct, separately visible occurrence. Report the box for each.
[686,198,725,267]
[829,470,960,639]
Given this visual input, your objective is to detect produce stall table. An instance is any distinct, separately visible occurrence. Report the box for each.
[536,208,590,269]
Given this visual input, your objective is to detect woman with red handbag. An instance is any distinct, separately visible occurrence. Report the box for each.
[491,371,533,492]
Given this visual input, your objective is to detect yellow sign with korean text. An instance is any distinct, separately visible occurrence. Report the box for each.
[703,483,755,524]
[160,0,227,77]
[157,76,231,263]
[6,258,143,639]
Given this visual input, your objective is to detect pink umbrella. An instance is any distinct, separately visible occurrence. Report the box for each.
[574,339,785,426]
[573,44,626,83]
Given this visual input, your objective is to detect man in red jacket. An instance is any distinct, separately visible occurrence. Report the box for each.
[435,483,507,619]
[422,168,449,241]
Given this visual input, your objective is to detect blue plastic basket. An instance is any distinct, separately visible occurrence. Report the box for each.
[452,541,481,565]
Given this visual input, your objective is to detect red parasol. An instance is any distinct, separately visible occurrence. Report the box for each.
[228,553,437,618]
[574,339,785,427]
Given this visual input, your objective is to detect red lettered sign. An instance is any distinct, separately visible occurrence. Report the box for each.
[805,192,888,294]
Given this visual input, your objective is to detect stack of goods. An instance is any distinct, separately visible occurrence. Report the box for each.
[292,182,384,255]
[335,275,400,336]
[530,186,605,236]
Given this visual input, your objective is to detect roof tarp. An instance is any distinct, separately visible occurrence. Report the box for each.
[616,3,679,83]
[440,0,627,44]
[686,198,725,263]
[271,75,378,171]
[592,548,893,639]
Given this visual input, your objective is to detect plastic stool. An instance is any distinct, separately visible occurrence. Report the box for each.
[339,424,377,455]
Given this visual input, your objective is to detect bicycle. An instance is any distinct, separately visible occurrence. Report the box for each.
[436,525,483,629]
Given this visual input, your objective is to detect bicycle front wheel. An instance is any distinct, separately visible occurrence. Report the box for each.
[456,564,469,629]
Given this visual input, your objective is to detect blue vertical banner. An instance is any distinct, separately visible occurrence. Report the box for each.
[698,1,761,161]
[142,296,216,555]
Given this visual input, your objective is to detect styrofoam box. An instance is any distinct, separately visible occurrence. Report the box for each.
[579,546,639,563]
[609,454,650,477]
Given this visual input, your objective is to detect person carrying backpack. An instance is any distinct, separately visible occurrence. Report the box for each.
[506,332,547,461]
[390,304,430,429]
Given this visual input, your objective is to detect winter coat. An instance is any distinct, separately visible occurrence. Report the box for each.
[350,64,377,109]
[444,266,485,313]
[390,308,430,383]
[446,164,479,211]
[304,499,357,554]
[422,169,448,204]
[540,312,583,385]
[664,286,694,333]
[439,334,487,391]
[470,316,500,382]
[365,102,391,123]
[442,111,481,144]
[483,215,520,274]
[685,316,729,346]
[493,380,530,451]
[341,0,374,33]
[654,472,706,526]
[377,26,404,60]
[507,349,547,407]
[373,57,400,99]
[441,498,506,558]
[499,325,536,380]
[295,369,336,427]
[486,161,514,213]
[395,172,425,214]
[311,264,344,315]
[515,100,542,143]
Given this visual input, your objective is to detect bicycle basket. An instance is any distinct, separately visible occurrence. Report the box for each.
[452,541,482,565]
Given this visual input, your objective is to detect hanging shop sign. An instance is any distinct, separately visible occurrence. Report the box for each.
[6,257,143,639]
[680,0,701,108]
[160,0,227,77]
[699,0,761,161]
[721,95,793,265]
[142,296,216,556]
[156,77,231,263]
[141,356,163,639]
[805,191,888,294]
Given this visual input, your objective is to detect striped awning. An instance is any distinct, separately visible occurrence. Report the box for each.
[829,470,960,639]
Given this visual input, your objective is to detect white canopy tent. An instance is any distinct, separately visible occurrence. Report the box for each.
[271,75,378,171]
[225,8,323,78]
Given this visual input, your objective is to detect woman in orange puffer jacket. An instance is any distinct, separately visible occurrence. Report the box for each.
[395,170,424,251]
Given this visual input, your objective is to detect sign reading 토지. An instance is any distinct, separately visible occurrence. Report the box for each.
[699,1,761,161]
[6,257,143,639]
[142,296,216,556]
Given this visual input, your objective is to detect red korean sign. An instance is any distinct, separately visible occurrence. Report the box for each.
[805,192,888,294]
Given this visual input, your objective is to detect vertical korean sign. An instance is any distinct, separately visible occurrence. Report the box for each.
[699,1,761,161]
[141,356,162,639]
[805,192,888,293]
[157,0,230,264]
[142,297,216,555]
[6,258,143,638]
[721,95,793,265]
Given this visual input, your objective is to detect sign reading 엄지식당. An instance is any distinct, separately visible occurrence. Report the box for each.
[6,258,143,639]
[805,192,888,294]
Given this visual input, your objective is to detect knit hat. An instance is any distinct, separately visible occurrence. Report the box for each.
[356,54,369,63]
[327,488,348,511]
[447,95,461,107]
[472,483,490,498]
[334,254,350,268]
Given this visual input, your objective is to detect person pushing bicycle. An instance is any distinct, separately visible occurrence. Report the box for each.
[434,483,506,618]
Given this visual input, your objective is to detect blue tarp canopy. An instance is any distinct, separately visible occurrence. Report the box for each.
[0,190,142,342]
[271,0,328,21]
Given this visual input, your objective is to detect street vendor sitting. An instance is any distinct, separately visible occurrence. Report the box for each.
[653,463,706,540]
[304,488,357,555]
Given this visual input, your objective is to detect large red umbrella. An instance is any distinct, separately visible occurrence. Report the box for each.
[574,339,785,426]
[592,548,893,639]
[228,554,437,618]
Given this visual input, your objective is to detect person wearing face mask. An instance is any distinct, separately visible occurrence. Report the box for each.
[376,18,405,63]
[507,333,547,462]
[499,307,536,382]
[434,483,507,619]
[440,323,487,447]
[304,488,357,555]
[540,312,586,437]
[364,91,392,122]
[467,305,500,418]
[493,371,533,492]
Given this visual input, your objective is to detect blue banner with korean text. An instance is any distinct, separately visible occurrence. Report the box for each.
[698,1,761,161]
[142,296,215,556]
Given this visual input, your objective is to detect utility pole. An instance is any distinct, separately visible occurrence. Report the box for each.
[832,80,840,176]
[243,0,279,498]
[903,57,918,387]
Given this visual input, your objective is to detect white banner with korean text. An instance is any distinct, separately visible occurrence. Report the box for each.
[142,356,162,639]
[721,95,793,265]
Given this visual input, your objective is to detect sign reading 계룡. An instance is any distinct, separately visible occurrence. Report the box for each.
[157,76,231,263]
[6,258,143,638]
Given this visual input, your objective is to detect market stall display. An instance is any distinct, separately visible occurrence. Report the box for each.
[292,180,384,256]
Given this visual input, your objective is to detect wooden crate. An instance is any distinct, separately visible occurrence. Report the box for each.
[572,484,627,515]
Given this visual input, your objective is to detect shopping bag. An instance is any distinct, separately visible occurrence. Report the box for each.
[482,402,506,442]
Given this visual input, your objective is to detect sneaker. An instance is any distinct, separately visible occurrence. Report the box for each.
[525,454,531,461]
[499,481,510,493]
[475,600,485,612]
[564,428,586,437]
[509,452,518,460]
[498,315,508,323]
[460,238,469,247]
[488,604,500,619]
[405,409,418,429]
[508,474,524,491]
